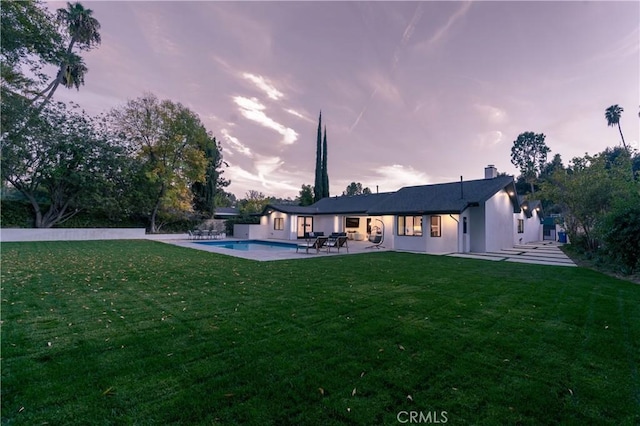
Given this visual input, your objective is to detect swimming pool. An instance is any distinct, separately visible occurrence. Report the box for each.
[195,239,299,252]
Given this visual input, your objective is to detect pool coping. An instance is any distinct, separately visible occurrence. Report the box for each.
[161,238,378,261]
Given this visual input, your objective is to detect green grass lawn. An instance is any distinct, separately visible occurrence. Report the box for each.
[2,241,639,425]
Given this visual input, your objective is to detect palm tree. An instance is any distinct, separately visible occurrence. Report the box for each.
[605,104,628,153]
[33,2,101,111]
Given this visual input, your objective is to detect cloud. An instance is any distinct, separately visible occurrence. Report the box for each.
[220,128,253,158]
[233,96,298,145]
[474,131,504,148]
[371,164,432,191]
[285,108,315,123]
[225,157,301,195]
[474,104,507,124]
[242,72,284,100]
[417,1,472,51]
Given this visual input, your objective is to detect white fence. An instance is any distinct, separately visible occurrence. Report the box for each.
[1,228,148,242]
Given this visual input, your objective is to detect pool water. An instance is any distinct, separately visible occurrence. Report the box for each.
[195,240,298,252]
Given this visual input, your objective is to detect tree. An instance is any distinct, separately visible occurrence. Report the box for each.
[298,184,314,206]
[539,152,633,251]
[510,131,551,194]
[314,111,323,202]
[191,137,230,217]
[598,197,640,274]
[343,182,372,196]
[0,0,63,97]
[239,190,270,215]
[109,94,210,233]
[322,126,329,197]
[32,2,101,112]
[605,105,628,153]
[1,101,125,228]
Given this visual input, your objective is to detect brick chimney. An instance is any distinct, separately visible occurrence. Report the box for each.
[484,164,498,179]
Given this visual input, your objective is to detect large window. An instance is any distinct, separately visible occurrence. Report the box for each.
[274,217,284,231]
[517,219,524,234]
[397,216,423,236]
[430,216,441,237]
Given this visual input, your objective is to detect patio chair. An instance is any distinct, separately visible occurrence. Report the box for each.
[296,236,328,254]
[326,235,349,253]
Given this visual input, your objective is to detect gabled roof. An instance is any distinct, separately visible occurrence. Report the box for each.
[520,199,542,219]
[260,176,521,217]
[310,192,395,214]
[261,204,318,215]
[367,175,520,215]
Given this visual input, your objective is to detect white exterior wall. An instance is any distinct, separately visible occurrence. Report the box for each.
[314,215,338,236]
[264,212,294,240]
[469,205,486,252]
[425,214,459,254]
[233,223,268,239]
[513,209,543,245]
[484,189,515,252]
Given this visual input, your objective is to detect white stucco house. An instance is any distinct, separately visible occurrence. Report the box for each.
[250,165,543,255]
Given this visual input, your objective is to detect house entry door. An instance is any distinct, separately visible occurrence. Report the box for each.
[297,216,314,238]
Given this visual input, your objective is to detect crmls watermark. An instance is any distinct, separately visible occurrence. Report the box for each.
[397,410,449,424]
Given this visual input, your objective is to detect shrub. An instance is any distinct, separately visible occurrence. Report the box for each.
[598,200,640,274]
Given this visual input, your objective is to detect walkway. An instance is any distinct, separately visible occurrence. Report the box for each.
[446,241,576,267]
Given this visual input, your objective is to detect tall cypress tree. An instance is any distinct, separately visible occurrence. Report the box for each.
[322,126,329,197]
[313,111,323,202]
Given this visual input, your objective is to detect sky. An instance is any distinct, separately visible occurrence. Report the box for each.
[49,1,640,200]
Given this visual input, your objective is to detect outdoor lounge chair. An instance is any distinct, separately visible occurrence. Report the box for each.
[366,220,385,249]
[326,234,349,253]
[296,235,328,254]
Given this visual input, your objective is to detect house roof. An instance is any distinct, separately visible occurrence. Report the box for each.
[310,192,395,214]
[261,204,318,215]
[366,175,520,215]
[260,176,521,217]
[520,199,542,219]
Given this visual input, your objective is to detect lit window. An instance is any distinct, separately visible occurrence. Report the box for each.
[397,216,423,236]
[274,217,284,231]
[430,216,441,237]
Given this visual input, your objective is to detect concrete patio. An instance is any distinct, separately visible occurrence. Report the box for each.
[446,241,576,267]
[163,238,575,266]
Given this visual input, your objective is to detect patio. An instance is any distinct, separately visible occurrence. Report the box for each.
[163,238,575,266]
[164,237,390,261]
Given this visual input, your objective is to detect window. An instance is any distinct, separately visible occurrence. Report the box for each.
[430,216,441,237]
[463,217,467,234]
[517,219,524,234]
[345,217,360,228]
[397,216,423,236]
[274,217,284,231]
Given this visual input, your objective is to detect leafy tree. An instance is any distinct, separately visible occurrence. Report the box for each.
[343,182,372,196]
[510,131,551,194]
[314,111,323,202]
[32,1,101,112]
[604,105,628,153]
[109,94,210,233]
[322,126,329,197]
[540,152,633,251]
[239,190,270,215]
[0,0,63,97]
[298,184,314,206]
[598,197,640,274]
[1,101,124,228]
[191,137,230,217]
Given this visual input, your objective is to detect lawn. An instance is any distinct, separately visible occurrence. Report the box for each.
[1,240,639,425]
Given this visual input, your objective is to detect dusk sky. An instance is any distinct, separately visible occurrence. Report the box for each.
[50,1,639,199]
